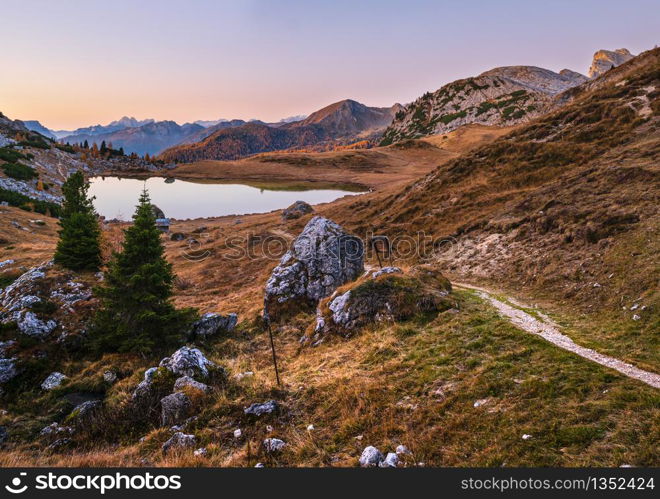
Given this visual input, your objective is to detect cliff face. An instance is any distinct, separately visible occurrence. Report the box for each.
[588,48,634,78]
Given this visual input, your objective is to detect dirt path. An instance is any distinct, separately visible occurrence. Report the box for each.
[455,282,660,389]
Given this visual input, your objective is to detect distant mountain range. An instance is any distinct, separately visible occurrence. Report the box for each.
[159,99,401,162]
[19,47,637,160]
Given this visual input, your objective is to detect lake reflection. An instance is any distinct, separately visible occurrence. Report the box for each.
[89,176,363,220]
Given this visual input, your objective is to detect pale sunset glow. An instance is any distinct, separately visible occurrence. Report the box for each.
[1,0,657,129]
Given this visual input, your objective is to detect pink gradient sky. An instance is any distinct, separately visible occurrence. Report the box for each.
[1,0,657,130]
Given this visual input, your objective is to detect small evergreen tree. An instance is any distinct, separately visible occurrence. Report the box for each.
[54,171,102,271]
[92,189,195,354]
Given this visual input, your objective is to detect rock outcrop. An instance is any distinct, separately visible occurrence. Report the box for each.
[188,313,237,340]
[160,392,193,426]
[588,49,634,79]
[159,346,217,379]
[313,265,453,338]
[264,217,364,320]
[281,200,314,220]
[41,372,67,390]
[162,432,196,454]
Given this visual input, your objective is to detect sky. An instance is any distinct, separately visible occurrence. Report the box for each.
[1,0,658,130]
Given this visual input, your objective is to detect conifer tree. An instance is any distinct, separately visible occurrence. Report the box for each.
[92,189,195,354]
[54,171,102,271]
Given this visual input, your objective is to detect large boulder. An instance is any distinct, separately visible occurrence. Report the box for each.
[159,346,216,379]
[264,217,364,320]
[160,392,192,427]
[41,372,67,391]
[281,200,314,221]
[314,265,452,337]
[188,313,237,340]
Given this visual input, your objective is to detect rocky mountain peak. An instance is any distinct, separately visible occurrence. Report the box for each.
[588,48,634,78]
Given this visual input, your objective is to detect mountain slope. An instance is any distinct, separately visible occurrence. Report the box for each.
[159,100,400,162]
[335,48,659,338]
[380,66,587,145]
[380,48,636,145]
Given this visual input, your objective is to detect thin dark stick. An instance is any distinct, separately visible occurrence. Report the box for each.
[266,319,281,386]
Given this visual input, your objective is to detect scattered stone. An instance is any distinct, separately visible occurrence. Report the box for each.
[162,432,196,454]
[40,423,73,437]
[473,398,490,408]
[68,400,101,425]
[264,216,364,320]
[16,311,57,338]
[173,376,210,393]
[188,312,237,340]
[159,346,216,379]
[233,429,242,439]
[0,259,15,269]
[359,446,384,467]
[41,372,67,391]
[395,445,411,455]
[281,200,314,220]
[254,463,265,468]
[630,303,639,311]
[632,314,641,321]
[193,447,208,457]
[244,400,278,416]
[235,371,254,381]
[47,438,72,451]
[103,370,117,383]
[160,392,193,426]
[379,452,399,468]
[263,438,286,453]
[372,266,402,279]
[0,358,18,384]
[522,434,533,440]
[170,232,186,241]
[306,424,315,431]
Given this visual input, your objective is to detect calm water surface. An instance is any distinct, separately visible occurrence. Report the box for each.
[89,176,363,220]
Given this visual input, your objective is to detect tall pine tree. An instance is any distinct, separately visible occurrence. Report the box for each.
[92,188,195,354]
[54,171,102,271]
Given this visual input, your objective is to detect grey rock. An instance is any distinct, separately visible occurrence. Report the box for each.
[162,432,196,454]
[0,358,18,384]
[264,217,363,319]
[588,48,634,78]
[103,370,117,383]
[40,422,73,437]
[173,376,210,393]
[188,312,237,340]
[359,446,383,467]
[372,266,402,279]
[281,200,314,220]
[263,438,286,453]
[159,346,216,379]
[244,400,278,416]
[160,392,192,427]
[395,444,411,455]
[16,311,57,337]
[254,462,265,468]
[47,438,72,451]
[379,452,399,468]
[41,372,67,390]
[193,447,208,457]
